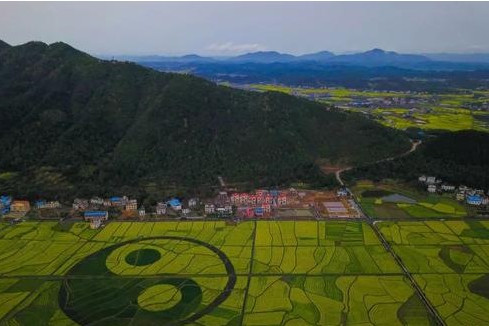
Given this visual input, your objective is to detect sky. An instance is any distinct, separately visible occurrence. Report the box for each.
[1,2,489,56]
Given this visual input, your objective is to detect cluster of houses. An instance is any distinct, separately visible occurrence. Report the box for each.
[418,175,489,206]
[73,196,200,229]
[229,189,288,218]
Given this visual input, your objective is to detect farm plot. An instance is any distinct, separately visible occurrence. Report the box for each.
[379,220,489,324]
[243,275,434,325]
[0,220,440,325]
[252,221,399,274]
[353,182,467,219]
[415,274,489,326]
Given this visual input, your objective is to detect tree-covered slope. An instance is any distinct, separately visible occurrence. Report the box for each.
[345,131,489,189]
[0,40,410,199]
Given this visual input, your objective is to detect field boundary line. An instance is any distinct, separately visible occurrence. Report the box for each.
[239,220,257,326]
[369,221,446,326]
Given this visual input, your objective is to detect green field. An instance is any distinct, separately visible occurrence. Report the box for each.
[2,219,489,325]
[352,181,468,219]
[379,220,489,325]
[0,220,439,325]
[246,84,489,133]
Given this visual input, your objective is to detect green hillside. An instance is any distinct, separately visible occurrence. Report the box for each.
[345,130,489,189]
[0,40,410,199]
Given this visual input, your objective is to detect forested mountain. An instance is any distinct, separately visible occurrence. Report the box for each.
[0,40,410,199]
[344,131,489,189]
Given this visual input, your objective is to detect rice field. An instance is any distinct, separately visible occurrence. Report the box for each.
[2,219,489,325]
[378,220,489,325]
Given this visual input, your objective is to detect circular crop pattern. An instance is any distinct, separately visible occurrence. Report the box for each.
[125,248,161,266]
[58,236,236,325]
[138,284,183,311]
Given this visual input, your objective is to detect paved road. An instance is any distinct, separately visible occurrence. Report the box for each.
[335,139,421,186]
[369,220,446,326]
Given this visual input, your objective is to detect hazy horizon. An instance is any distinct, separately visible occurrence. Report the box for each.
[1,2,489,56]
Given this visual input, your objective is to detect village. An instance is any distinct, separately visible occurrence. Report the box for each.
[0,187,364,229]
[418,175,489,206]
[2,175,488,229]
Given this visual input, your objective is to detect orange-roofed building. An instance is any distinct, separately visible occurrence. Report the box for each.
[10,200,30,212]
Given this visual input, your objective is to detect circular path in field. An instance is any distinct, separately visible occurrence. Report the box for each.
[58,236,236,326]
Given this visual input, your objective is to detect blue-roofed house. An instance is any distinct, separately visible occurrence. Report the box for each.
[110,197,123,206]
[35,200,47,209]
[84,211,109,220]
[1,196,12,215]
[467,195,483,206]
[168,198,182,211]
[254,207,264,217]
[84,211,108,229]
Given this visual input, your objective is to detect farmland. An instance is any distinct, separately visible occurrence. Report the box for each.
[352,181,468,219]
[243,84,489,133]
[1,219,489,325]
[378,220,489,325]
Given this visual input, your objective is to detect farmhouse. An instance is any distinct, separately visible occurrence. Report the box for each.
[73,198,89,211]
[110,196,126,207]
[441,184,456,192]
[83,211,108,229]
[204,203,215,214]
[156,202,167,215]
[138,207,146,217]
[426,176,436,184]
[182,206,191,215]
[0,196,11,215]
[168,198,182,211]
[427,184,437,193]
[10,200,30,212]
[456,192,466,201]
[467,195,483,206]
[188,198,198,208]
[125,199,138,211]
[90,197,104,206]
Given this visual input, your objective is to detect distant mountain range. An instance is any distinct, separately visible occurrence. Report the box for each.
[105,48,489,66]
[104,49,489,91]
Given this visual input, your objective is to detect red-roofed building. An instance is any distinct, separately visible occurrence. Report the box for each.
[278,194,287,206]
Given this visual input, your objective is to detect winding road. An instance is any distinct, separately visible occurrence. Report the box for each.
[335,139,421,186]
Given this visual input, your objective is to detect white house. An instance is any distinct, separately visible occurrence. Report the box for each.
[441,184,455,192]
[188,198,198,208]
[138,207,146,217]
[427,184,437,193]
[156,203,167,215]
[204,203,215,214]
[418,175,427,183]
[426,176,436,184]
[456,192,466,201]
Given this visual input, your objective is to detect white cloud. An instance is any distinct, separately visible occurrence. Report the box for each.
[205,42,266,54]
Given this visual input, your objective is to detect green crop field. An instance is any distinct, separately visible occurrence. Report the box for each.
[379,220,489,325]
[3,219,489,325]
[352,182,468,219]
[245,84,489,133]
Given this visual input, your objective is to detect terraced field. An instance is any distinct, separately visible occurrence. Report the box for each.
[1,219,488,325]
